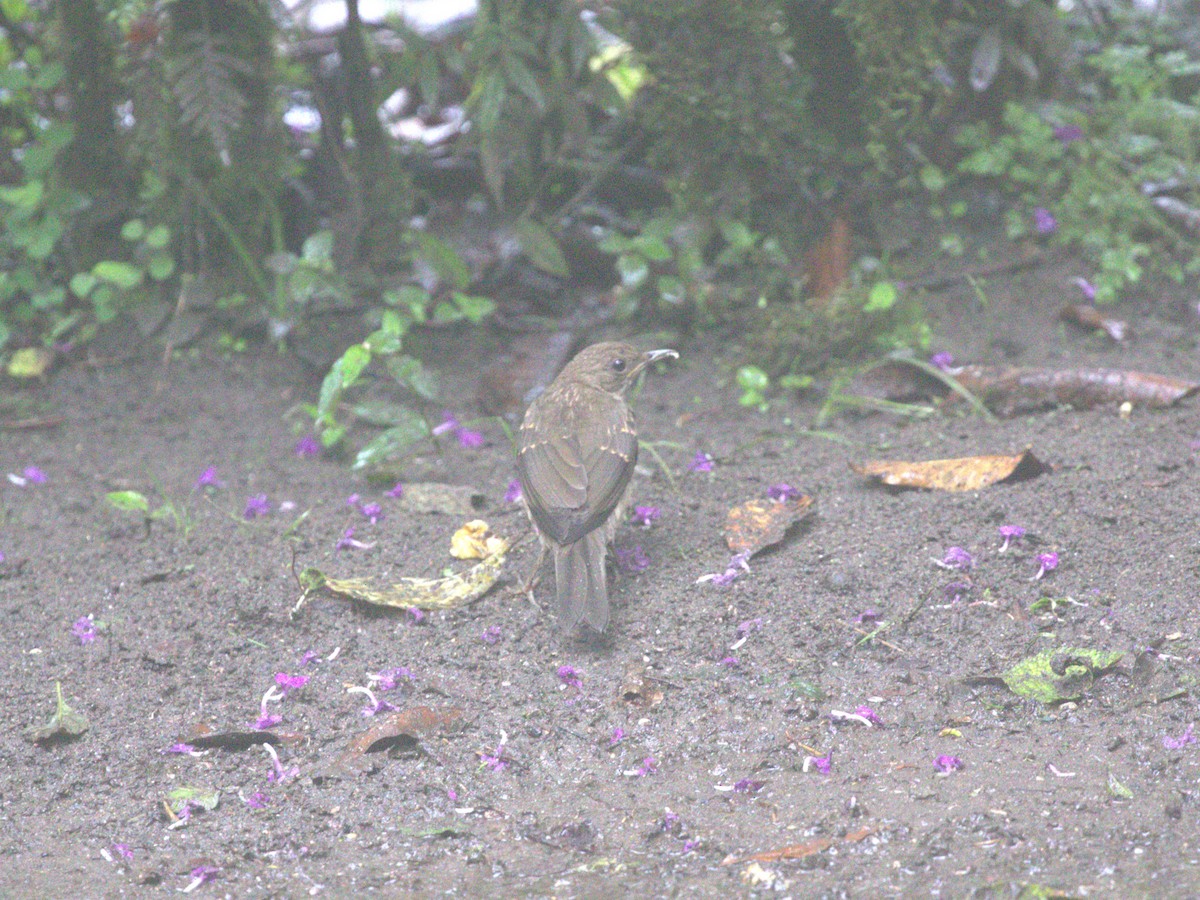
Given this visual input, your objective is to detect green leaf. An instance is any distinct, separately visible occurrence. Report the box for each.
[386,354,438,400]
[656,275,685,305]
[0,65,30,92]
[513,217,569,277]
[31,286,65,310]
[31,60,65,90]
[165,785,220,816]
[339,343,371,390]
[1107,771,1134,800]
[350,399,413,427]
[120,219,146,241]
[107,490,151,513]
[353,413,431,470]
[319,423,346,448]
[415,232,470,291]
[501,54,545,111]
[25,682,89,744]
[451,292,495,323]
[91,285,118,321]
[864,282,898,312]
[315,361,346,426]
[92,260,144,290]
[26,213,62,259]
[432,300,462,323]
[0,179,43,210]
[1001,647,1125,704]
[616,253,648,289]
[634,234,672,263]
[475,70,507,134]
[736,365,769,392]
[148,252,175,281]
[301,230,334,266]
[145,225,172,249]
[383,285,430,322]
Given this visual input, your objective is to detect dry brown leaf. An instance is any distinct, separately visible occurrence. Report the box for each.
[336,706,465,771]
[851,449,1048,492]
[724,494,815,555]
[722,837,835,866]
[1059,304,1128,342]
[722,827,876,867]
[804,212,851,307]
[618,665,664,709]
[950,365,1198,417]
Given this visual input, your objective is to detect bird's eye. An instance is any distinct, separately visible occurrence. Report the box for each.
[610,357,627,373]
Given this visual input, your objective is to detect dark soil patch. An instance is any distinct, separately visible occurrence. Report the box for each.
[4,255,1200,897]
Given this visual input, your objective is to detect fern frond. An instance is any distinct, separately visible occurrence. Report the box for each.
[168,31,251,166]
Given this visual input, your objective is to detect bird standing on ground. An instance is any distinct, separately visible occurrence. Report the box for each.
[516,341,678,633]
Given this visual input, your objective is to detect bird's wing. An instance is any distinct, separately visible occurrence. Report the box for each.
[565,411,637,544]
[517,425,589,544]
[516,396,638,546]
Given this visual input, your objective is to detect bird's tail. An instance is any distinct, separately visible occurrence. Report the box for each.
[554,531,608,632]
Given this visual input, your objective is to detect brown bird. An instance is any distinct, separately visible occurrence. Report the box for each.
[516,342,678,633]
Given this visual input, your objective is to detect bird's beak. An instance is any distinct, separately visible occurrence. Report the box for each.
[643,348,679,365]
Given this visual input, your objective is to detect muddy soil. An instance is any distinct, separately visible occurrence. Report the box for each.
[3,248,1200,898]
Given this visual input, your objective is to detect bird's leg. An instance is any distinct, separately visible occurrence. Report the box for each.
[513,535,546,611]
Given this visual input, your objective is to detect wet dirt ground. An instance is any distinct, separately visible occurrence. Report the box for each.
[3,248,1200,898]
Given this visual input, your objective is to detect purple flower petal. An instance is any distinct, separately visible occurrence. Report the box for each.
[72,616,97,645]
[243,494,270,519]
[557,665,583,690]
[1034,207,1057,235]
[735,617,763,638]
[929,351,955,372]
[23,465,47,484]
[855,705,883,726]
[807,755,831,775]
[274,672,309,693]
[937,546,974,570]
[336,526,375,551]
[456,428,485,449]
[637,756,658,777]
[1163,724,1196,750]
[112,843,134,861]
[688,451,714,473]
[1033,551,1060,580]
[1072,277,1096,302]
[187,865,219,888]
[359,501,384,523]
[614,544,650,574]
[481,625,502,645]
[245,791,269,809]
[766,483,800,502]
[194,466,224,490]
[998,524,1026,552]
[374,667,414,691]
[294,435,320,458]
[610,727,626,745]
[386,481,404,499]
[944,580,972,603]
[631,505,661,527]
[934,754,964,773]
[1053,124,1084,145]
[504,480,522,503]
